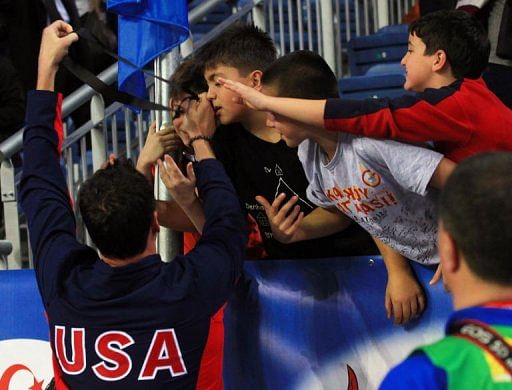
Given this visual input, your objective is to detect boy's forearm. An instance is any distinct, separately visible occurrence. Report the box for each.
[191,139,215,161]
[297,207,350,241]
[266,97,326,128]
[374,237,412,273]
[429,157,456,189]
[37,65,57,92]
[136,158,154,183]
[156,200,199,232]
[180,199,206,234]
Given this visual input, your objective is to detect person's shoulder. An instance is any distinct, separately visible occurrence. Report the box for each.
[380,350,447,390]
[298,139,322,165]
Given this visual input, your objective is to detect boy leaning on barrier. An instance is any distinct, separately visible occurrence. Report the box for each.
[221,50,456,324]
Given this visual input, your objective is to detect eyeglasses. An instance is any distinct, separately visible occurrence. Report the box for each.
[171,96,199,120]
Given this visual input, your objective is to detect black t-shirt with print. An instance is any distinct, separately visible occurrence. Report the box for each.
[213,124,377,259]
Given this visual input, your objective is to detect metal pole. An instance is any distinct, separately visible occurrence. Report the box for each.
[278,0,285,55]
[320,0,336,73]
[154,48,182,262]
[297,0,304,49]
[90,94,107,172]
[252,0,266,31]
[376,0,389,30]
[1,159,21,269]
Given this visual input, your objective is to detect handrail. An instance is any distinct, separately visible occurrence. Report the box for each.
[0,0,234,162]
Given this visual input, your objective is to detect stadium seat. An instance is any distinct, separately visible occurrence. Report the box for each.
[338,61,409,99]
[347,24,408,75]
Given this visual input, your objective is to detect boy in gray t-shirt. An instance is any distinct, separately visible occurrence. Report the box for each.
[299,133,441,265]
[220,51,456,325]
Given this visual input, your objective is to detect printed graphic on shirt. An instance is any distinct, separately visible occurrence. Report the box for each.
[241,164,314,242]
[314,160,438,264]
[325,164,398,219]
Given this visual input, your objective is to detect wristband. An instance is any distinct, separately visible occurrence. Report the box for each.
[188,135,212,148]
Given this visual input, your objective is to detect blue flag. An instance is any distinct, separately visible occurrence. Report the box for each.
[107,0,189,99]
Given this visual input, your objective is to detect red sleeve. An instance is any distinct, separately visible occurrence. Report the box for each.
[324,80,472,145]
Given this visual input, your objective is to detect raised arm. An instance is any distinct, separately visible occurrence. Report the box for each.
[218,77,326,128]
[220,77,472,146]
[156,95,217,233]
[19,21,79,295]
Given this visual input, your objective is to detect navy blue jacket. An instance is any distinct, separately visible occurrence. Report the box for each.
[19,90,247,389]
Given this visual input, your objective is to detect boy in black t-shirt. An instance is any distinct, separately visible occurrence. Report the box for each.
[194,24,377,259]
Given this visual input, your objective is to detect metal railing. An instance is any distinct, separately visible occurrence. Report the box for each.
[0,0,413,269]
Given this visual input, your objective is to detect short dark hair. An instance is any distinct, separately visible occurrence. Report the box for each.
[169,58,208,99]
[409,10,490,79]
[78,158,155,259]
[262,50,339,99]
[439,152,512,285]
[197,23,277,75]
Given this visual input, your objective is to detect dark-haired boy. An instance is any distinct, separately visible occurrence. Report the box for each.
[191,23,376,259]
[380,152,512,389]
[220,10,512,163]
[20,21,246,389]
[222,50,456,324]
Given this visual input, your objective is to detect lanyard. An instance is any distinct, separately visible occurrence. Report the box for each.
[449,319,512,376]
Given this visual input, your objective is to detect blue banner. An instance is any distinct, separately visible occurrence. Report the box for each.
[107,0,189,99]
[0,258,452,389]
[224,257,452,389]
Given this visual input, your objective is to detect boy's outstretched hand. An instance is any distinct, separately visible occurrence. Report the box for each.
[217,77,271,112]
[158,155,197,210]
[256,193,305,244]
[137,122,183,180]
[37,20,78,91]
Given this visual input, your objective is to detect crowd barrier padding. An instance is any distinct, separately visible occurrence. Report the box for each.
[0,257,452,389]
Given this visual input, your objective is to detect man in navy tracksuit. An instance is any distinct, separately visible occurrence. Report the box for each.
[19,21,246,389]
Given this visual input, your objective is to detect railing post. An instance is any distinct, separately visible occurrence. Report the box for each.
[320,0,337,73]
[376,0,389,29]
[91,94,107,171]
[154,48,182,262]
[1,159,22,269]
[252,0,266,31]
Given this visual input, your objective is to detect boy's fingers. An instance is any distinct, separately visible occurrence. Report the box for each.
[275,196,299,219]
[271,193,288,211]
[186,162,196,183]
[394,304,403,325]
[280,205,301,231]
[401,302,411,324]
[418,293,426,314]
[157,159,169,182]
[385,294,392,320]
[286,211,304,235]
[286,211,304,236]
[255,195,272,213]
[163,154,181,178]
[410,298,418,320]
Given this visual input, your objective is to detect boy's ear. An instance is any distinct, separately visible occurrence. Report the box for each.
[438,221,460,274]
[432,49,449,73]
[248,70,263,90]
